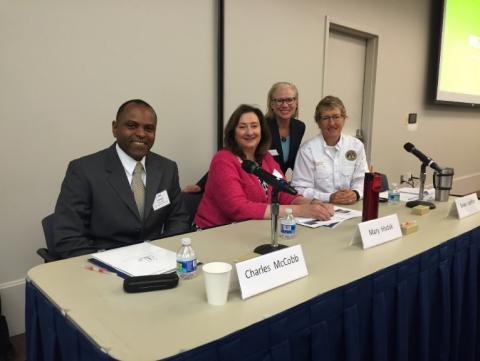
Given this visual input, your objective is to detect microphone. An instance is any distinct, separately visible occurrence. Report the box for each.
[241,160,298,195]
[403,142,443,172]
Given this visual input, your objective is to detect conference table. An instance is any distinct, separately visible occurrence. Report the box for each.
[26,198,480,361]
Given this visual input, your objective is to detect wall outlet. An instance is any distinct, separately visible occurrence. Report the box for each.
[400,172,413,184]
[406,113,418,131]
[408,113,417,124]
[406,113,418,132]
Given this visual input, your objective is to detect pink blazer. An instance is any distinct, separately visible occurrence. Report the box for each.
[194,149,300,228]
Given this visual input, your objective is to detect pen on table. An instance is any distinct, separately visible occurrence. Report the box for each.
[82,264,114,275]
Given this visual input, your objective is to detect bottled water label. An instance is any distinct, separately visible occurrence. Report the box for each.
[280,208,296,239]
[280,222,296,237]
[177,259,197,274]
[388,192,400,203]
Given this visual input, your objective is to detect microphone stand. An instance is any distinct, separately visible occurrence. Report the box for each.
[254,186,288,255]
[406,162,436,209]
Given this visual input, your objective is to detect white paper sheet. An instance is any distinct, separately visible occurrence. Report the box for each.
[296,206,362,229]
[398,187,435,202]
[92,242,176,277]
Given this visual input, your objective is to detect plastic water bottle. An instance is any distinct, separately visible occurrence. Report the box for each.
[388,183,400,205]
[176,237,197,280]
[280,208,297,239]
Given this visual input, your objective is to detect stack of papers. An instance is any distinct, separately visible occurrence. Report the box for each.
[398,187,435,202]
[379,187,435,202]
[91,242,177,277]
[296,206,362,229]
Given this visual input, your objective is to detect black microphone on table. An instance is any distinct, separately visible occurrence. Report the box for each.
[403,142,443,172]
[241,160,298,195]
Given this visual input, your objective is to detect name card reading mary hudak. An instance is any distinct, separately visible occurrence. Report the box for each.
[235,245,308,299]
[356,213,402,249]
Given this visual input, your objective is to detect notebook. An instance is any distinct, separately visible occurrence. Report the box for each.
[90,242,176,277]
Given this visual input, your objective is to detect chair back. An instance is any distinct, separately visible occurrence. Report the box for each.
[182,192,202,230]
[375,173,389,192]
[41,214,56,250]
[37,214,60,262]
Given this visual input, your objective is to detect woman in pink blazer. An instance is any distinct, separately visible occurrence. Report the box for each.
[194,104,333,229]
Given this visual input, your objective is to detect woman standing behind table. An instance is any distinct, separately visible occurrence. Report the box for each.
[265,81,306,174]
[194,104,333,229]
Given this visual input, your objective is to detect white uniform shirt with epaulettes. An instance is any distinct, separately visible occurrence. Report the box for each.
[291,134,369,202]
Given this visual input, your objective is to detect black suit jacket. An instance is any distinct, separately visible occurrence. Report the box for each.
[267,117,306,174]
[53,144,190,259]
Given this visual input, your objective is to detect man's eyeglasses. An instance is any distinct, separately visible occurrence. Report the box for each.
[319,114,343,122]
[272,97,296,106]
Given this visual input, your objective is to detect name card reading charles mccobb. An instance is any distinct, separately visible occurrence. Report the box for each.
[235,245,308,299]
[357,214,402,249]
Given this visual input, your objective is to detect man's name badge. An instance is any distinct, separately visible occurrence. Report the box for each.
[153,190,170,210]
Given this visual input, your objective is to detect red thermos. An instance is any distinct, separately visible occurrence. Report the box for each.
[362,173,382,221]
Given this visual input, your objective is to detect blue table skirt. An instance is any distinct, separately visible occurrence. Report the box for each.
[26,226,480,361]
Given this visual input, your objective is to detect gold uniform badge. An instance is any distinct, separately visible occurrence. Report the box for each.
[345,150,357,161]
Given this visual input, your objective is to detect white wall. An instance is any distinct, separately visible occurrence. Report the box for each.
[0,0,216,335]
[1,0,479,335]
[225,0,480,193]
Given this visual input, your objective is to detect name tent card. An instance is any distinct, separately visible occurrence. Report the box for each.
[450,193,480,219]
[235,245,308,299]
[357,214,402,249]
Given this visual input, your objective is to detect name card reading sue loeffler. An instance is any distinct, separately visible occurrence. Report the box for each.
[449,193,480,219]
[355,214,402,249]
[235,245,308,299]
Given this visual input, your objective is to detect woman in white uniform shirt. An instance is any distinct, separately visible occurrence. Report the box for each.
[291,96,368,205]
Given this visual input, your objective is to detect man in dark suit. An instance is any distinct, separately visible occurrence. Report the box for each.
[53,99,190,259]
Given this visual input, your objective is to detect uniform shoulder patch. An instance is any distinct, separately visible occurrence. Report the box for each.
[345,150,357,161]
